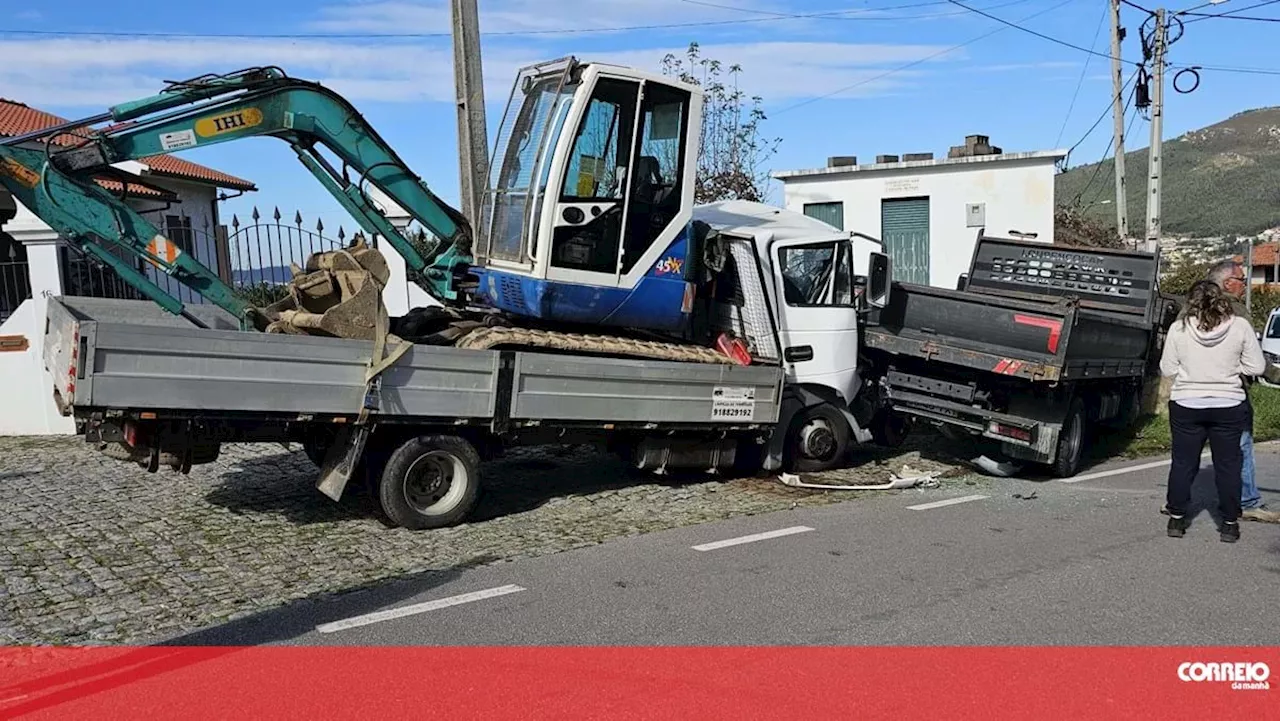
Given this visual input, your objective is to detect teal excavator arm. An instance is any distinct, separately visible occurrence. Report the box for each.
[0,66,475,330]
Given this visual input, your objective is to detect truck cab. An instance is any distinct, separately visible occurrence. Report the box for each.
[692,200,894,472]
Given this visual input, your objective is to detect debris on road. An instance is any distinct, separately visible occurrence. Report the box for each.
[972,455,1024,478]
[778,465,944,491]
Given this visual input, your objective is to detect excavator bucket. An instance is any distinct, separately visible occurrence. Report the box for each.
[262,237,393,341]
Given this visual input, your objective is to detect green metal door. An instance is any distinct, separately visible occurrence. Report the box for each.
[803,201,844,231]
[880,197,930,285]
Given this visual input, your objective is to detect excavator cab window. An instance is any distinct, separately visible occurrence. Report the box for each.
[619,83,690,274]
[550,77,639,273]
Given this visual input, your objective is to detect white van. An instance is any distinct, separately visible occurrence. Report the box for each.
[1263,307,1280,363]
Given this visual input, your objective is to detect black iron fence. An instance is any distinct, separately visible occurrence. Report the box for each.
[53,206,352,309]
[0,258,31,326]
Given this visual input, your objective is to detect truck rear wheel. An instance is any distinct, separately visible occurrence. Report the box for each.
[1050,398,1086,478]
[378,435,481,530]
[786,404,850,473]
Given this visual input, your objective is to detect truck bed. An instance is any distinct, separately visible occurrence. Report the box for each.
[865,236,1165,383]
[45,297,783,429]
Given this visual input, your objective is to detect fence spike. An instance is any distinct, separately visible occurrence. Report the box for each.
[251,206,260,222]
[316,218,324,233]
[338,226,345,241]
[294,210,303,227]
[232,214,240,229]
[273,206,282,222]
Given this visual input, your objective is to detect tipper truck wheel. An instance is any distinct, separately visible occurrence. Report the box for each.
[378,435,482,530]
[1050,398,1086,479]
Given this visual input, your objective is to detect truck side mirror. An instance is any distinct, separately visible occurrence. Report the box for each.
[866,251,891,309]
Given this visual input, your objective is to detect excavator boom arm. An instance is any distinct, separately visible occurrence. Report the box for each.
[0,67,476,328]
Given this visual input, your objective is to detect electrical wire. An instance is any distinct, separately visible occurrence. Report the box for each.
[945,0,1127,62]
[682,0,1035,22]
[1083,99,1143,210]
[0,0,1018,40]
[1182,0,1280,23]
[1054,2,1111,148]
[1120,0,1155,13]
[946,0,1280,77]
[770,0,1075,115]
[1072,79,1138,207]
[1065,67,1140,163]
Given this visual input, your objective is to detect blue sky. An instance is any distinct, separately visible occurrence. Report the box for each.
[2,0,1275,239]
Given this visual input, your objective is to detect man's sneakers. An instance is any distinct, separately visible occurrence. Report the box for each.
[1240,505,1280,523]
[1168,514,1189,538]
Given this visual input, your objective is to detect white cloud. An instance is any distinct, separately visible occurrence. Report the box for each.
[306,0,774,34]
[0,35,956,109]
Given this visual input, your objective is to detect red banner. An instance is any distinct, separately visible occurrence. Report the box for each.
[1,646,1273,719]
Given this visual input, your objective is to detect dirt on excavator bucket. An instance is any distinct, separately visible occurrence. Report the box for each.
[260,237,393,341]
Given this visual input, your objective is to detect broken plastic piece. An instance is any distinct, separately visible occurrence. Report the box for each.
[716,333,752,366]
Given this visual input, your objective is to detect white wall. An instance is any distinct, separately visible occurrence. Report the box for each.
[0,297,76,435]
[780,157,1057,290]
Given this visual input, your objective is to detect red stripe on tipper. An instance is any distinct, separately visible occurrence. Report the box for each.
[1013,314,1063,354]
[1006,360,1023,375]
[994,359,1011,373]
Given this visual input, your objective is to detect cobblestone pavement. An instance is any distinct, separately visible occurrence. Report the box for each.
[0,433,982,645]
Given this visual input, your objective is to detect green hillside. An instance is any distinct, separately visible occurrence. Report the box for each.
[1055,106,1280,237]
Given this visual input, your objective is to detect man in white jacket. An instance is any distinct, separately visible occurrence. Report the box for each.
[1206,260,1280,523]
[1160,279,1268,542]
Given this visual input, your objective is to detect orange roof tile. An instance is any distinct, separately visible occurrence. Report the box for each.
[1252,242,1279,267]
[0,98,256,192]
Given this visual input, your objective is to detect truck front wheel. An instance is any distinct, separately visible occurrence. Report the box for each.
[378,435,482,530]
[786,405,850,473]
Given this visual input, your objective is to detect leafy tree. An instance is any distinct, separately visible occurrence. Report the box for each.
[660,42,781,203]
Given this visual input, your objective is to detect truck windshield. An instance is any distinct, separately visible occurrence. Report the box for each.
[1267,315,1280,339]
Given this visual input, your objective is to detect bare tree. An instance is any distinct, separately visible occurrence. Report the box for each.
[660,42,781,203]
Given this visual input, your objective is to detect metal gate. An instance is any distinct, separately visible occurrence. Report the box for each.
[880,197,930,285]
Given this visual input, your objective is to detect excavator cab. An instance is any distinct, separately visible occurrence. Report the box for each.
[468,57,703,334]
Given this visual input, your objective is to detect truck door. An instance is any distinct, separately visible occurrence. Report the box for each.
[771,237,862,405]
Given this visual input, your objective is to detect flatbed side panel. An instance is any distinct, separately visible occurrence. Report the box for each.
[82,321,499,418]
[510,353,783,425]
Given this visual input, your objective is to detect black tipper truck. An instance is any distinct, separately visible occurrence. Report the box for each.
[863,234,1180,477]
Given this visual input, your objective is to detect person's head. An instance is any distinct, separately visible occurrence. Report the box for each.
[1183,280,1234,332]
[1206,259,1247,299]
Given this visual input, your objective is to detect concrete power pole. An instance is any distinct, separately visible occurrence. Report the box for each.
[1144,8,1167,249]
[1110,0,1129,245]
[451,0,489,237]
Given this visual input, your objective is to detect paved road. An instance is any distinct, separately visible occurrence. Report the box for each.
[162,444,1280,647]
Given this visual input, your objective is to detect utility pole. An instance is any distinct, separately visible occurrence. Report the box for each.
[1144,7,1167,250]
[1245,237,1254,314]
[1110,0,1129,245]
[451,0,489,237]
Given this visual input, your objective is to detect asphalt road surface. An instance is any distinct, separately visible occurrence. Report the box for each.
[161,445,1280,647]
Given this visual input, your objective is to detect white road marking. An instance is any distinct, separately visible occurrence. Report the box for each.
[907,494,989,511]
[1055,451,1212,484]
[691,526,814,552]
[315,584,526,633]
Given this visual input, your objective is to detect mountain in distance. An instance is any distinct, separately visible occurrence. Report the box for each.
[1055,106,1280,238]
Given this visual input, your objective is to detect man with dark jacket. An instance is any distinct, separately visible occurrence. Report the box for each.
[1207,260,1280,523]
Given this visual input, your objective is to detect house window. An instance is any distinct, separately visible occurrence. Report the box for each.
[803,201,844,231]
[165,215,194,252]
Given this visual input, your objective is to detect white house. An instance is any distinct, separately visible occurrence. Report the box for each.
[0,98,256,435]
[773,136,1066,291]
